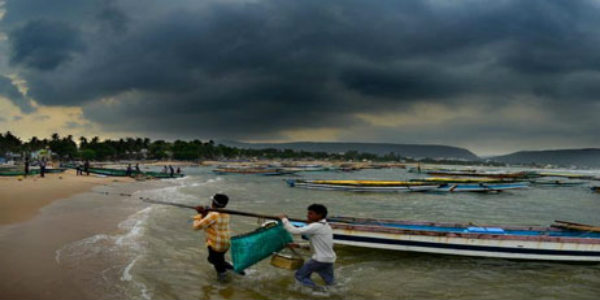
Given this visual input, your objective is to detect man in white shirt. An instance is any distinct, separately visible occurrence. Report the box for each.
[279,204,336,289]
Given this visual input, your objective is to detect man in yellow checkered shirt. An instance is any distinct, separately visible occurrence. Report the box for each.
[193,193,238,281]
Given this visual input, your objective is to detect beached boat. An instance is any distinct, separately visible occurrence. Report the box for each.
[0,169,28,176]
[293,218,600,262]
[72,167,184,178]
[285,179,440,192]
[61,163,184,178]
[591,186,600,192]
[434,182,529,192]
[0,168,66,176]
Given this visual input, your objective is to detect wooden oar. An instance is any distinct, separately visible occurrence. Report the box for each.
[554,220,597,227]
[140,197,305,222]
[552,220,600,233]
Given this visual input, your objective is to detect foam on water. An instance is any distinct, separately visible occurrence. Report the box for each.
[121,256,139,281]
[54,175,219,299]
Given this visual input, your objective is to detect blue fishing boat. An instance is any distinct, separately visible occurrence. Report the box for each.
[434,182,529,192]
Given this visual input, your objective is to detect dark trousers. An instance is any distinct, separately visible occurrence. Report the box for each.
[207,246,233,274]
[295,259,335,288]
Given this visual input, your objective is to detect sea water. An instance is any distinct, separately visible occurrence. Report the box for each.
[55,166,600,299]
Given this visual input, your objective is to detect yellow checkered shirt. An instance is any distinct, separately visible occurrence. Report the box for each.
[193,212,231,252]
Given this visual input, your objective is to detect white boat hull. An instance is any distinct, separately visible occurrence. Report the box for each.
[332,228,600,262]
[292,182,440,192]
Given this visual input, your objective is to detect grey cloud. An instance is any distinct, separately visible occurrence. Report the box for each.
[8,19,85,70]
[33,115,50,121]
[0,75,34,113]
[65,121,92,129]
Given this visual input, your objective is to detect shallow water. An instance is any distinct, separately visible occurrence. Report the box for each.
[54,166,600,299]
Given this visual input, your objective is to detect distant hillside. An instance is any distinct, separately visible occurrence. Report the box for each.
[219,141,479,160]
[491,148,600,168]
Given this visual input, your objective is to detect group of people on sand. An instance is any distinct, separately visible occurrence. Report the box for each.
[193,193,336,290]
[161,165,181,177]
[23,157,49,178]
[75,160,90,176]
[125,163,141,177]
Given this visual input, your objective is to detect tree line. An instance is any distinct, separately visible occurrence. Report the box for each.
[0,131,505,166]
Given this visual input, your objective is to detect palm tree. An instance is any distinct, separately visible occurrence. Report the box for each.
[79,136,88,148]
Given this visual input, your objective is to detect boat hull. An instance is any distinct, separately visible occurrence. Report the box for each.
[332,229,600,262]
[435,182,529,192]
[286,180,439,192]
[325,218,600,262]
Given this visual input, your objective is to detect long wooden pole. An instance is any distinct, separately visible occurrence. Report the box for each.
[553,220,600,233]
[140,197,305,222]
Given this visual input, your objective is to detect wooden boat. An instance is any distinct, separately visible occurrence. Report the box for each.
[412,177,508,184]
[0,169,30,176]
[528,178,587,186]
[292,217,600,262]
[538,172,598,180]
[213,167,296,175]
[285,179,440,192]
[62,165,184,178]
[0,168,66,176]
[434,182,529,192]
[426,170,540,179]
[140,171,185,179]
[280,165,331,173]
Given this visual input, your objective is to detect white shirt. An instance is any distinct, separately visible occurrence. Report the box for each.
[282,218,336,263]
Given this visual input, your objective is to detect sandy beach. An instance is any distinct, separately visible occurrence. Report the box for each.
[0,169,157,299]
[0,169,135,225]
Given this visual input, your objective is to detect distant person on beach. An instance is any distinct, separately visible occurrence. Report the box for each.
[126,164,132,177]
[279,204,336,290]
[76,163,82,175]
[24,157,29,177]
[176,167,181,174]
[193,193,239,281]
[39,159,46,178]
[84,160,90,176]
[135,163,141,173]
[169,165,174,177]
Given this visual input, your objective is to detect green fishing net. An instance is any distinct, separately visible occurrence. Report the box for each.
[230,222,293,272]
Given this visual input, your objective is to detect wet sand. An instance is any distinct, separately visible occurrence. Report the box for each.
[0,169,135,225]
[0,170,145,299]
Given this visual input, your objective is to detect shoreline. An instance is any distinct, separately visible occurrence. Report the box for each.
[0,169,135,225]
[0,174,165,300]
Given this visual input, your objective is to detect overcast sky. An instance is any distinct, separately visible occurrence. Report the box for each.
[1,0,600,156]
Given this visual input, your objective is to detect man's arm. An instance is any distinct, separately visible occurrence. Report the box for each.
[193,212,216,230]
[287,242,311,250]
[281,217,320,235]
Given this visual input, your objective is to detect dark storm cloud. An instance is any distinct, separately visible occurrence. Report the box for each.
[0,75,34,112]
[3,0,600,142]
[8,19,85,70]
